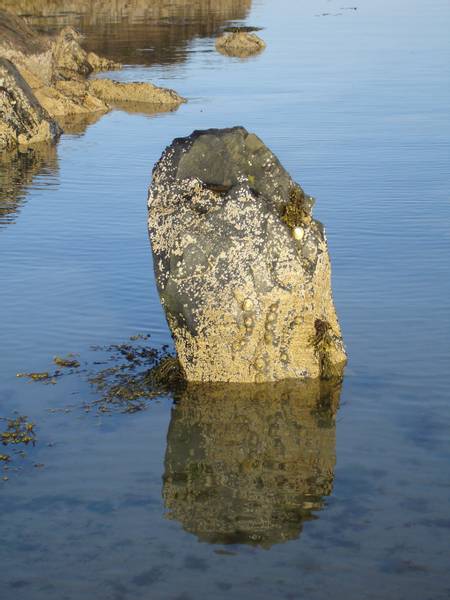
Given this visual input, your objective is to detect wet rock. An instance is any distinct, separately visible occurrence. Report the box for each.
[89,78,186,107]
[163,377,342,547]
[0,58,61,150]
[148,127,346,383]
[216,30,266,57]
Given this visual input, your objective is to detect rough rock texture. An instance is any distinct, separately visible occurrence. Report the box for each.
[148,127,346,383]
[0,9,184,144]
[0,58,61,150]
[89,78,185,107]
[216,31,266,57]
[52,26,120,79]
[163,377,341,547]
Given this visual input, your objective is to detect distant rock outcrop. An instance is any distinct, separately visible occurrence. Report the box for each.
[148,127,346,383]
[0,9,185,148]
[216,29,265,57]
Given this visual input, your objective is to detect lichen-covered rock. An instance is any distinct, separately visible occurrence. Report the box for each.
[148,127,346,383]
[52,27,121,79]
[163,377,341,547]
[0,58,61,150]
[216,30,266,57]
[88,78,186,107]
[0,10,183,126]
[35,79,108,117]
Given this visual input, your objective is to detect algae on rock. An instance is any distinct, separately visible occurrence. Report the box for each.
[148,127,347,383]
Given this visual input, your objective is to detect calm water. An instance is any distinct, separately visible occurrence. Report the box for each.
[1,0,450,598]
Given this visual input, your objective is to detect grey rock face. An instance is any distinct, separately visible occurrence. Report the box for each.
[0,57,61,150]
[148,127,346,382]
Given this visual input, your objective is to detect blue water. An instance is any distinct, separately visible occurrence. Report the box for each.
[0,0,449,598]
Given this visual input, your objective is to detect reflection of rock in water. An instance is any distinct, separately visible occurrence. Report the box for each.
[163,376,342,548]
[2,0,252,66]
[0,143,58,228]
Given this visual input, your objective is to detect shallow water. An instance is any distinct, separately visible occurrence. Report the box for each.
[1,0,450,598]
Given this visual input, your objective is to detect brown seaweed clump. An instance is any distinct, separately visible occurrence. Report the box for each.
[0,415,36,464]
[17,335,184,415]
[282,184,315,229]
[310,319,343,379]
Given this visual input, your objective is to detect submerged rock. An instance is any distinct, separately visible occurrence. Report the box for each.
[148,127,346,383]
[216,30,266,57]
[164,377,342,547]
[0,58,61,150]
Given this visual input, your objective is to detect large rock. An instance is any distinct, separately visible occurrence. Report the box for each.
[148,127,346,383]
[163,377,341,547]
[0,58,61,150]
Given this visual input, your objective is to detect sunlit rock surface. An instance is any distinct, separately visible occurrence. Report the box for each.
[0,58,61,150]
[0,9,184,142]
[148,127,346,382]
[216,30,265,57]
[163,377,342,547]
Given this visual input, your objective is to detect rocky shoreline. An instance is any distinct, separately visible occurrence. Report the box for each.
[0,9,185,150]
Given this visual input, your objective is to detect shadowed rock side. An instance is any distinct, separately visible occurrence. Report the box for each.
[0,142,58,227]
[0,0,252,67]
[148,127,346,382]
[216,30,265,57]
[0,58,61,150]
[163,376,342,547]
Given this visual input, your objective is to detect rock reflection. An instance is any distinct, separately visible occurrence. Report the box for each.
[0,111,102,228]
[0,143,58,228]
[163,376,343,548]
[2,0,252,67]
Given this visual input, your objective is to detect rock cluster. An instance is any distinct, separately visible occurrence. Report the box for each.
[216,29,266,57]
[148,127,346,383]
[0,9,185,149]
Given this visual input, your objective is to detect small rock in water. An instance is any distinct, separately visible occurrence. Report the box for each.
[215,31,266,57]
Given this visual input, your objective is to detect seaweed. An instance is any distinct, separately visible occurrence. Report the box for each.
[282,184,314,229]
[310,319,341,380]
[53,356,80,368]
[223,26,263,33]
